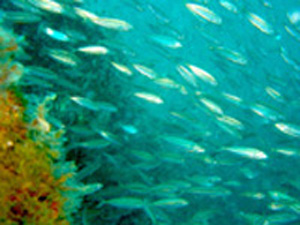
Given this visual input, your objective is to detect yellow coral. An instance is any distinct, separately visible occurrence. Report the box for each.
[0,27,70,225]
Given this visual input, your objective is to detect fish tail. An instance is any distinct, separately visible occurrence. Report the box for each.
[144,205,157,225]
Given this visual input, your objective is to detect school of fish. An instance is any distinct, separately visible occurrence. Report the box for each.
[1,0,300,224]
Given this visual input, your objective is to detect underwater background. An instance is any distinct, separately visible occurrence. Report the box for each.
[0,0,300,224]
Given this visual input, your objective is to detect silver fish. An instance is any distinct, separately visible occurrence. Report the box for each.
[222,146,268,160]
[186,3,222,25]
[275,122,300,138]
[71,96,117,112]
[152,198,189,208]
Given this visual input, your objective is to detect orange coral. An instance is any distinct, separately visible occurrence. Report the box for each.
[0,27,71,225]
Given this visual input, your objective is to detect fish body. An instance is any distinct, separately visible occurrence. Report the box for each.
[186,3,222,25]
[162,136,205,153]
[133,64,158,80]
[219,0,238,14]
[177,65,198,87]
[187,64,217,86]
[150,35,182,49]
[223,147,268,160]
[3,11,41,24]
[44,27,70,42]
[187,186,231,196]
[111,62,133,76]
[199,97,224,115]
[47,49,79,67]
[28,0,64,14]
[71,96,117,112]
[275,123,300,138]
[77,46,109,55]
[247,12,274,35]
[101,197,146,209]
[211,46,248,65]
[94,17,133,31]
[134,92,164,104]
[152,198,189,208]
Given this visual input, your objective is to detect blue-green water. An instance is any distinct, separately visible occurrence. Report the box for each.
[1,0,300,224]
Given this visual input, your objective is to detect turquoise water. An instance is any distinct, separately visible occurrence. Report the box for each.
[1,0,300,224]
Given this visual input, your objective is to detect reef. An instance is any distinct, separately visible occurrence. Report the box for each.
[0,27,82,225]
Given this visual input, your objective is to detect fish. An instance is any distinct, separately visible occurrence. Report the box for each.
[47,49,79,67]
[76,139,111,149]
[187,186,231,197]
[152,198,189,208]
[28,0,65,14]
[150,184,179,196]
[219,0,238,14]
[129,149,155,161]
[166,180,192,189]
[186,3,222,25]
[210,46,248,65]
[285,25,300,42]
[176,64,198,87]
[133,64,158,80]
[76,183,103,195]
[190,209,218,223]
[98,197,146,209]
[240,212,267,225]
[24,66,59,80]
[4,0,300,224]
[154,77,181,89]
[186,175,222,187]
[250,103,284,121]
[147,3,170,24]
[77,46,109,55]
[222,146,268,160]
[134,92,164,104]
[222,92,243,106]
[275,122,300,138]
[160,151,185,164]
[97,196,157,224]
[74,7,133,31]
[280,47,300,71]
[261,0,272,8]
[96,130,122,145]
[111,62,133,76]
[268,202,287,211]
[76,160,102,180]
[241,192,265,200]
[268,191,296,202]
[121,124,138,134]
[93,17,133,31]
[267,213,299,224]
[216,115,244,130]
[3,11,41,24]
[273,147,300,157]
[44,27,70,42]
[199,97,224,115]
[287,9,300,27]
[186,64,218,86]
[74,7,102,23]
[149,35,182,49]
[265,86,284,102]
[120,182,150,194]
[161,136,205,153]
[247,12,274,35]
[70,96,118,112]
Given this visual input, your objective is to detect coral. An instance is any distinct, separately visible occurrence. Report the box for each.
[0,27,72,225]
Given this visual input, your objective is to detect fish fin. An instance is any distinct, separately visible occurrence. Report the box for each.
[144,206,157,225]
